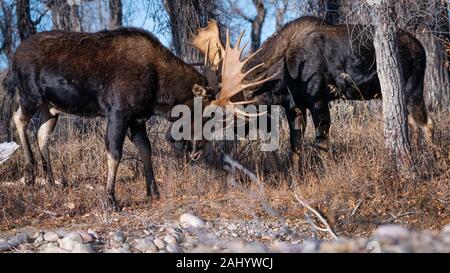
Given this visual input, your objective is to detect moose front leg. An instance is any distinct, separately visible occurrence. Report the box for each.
[105,113,128,209]
[36,104,59,186]
[285,105,307,178]
[310,100,331,157]
[128,120,160,202]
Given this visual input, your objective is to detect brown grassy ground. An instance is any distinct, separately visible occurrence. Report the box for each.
[0,102,448,238]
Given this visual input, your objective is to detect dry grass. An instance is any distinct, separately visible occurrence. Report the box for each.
[0,101,448,237]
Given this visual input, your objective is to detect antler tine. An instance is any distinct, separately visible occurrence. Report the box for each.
[242,47,263,66]
[225,29,231,50]
[243,62,265,78]
[192,20,224,67]
[212,26,276,117]
[242,72,279,90]
[233,107,267,118]
[204,41,210,66]
[236,30,245,50]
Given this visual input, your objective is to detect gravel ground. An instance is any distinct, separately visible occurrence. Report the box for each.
[1,213,449,253]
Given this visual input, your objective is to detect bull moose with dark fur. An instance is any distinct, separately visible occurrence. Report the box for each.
[194,16,434,173]
[6,28,219,208]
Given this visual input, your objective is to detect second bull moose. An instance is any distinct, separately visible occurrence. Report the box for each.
[193,16,434,172]
[6,27,269,208]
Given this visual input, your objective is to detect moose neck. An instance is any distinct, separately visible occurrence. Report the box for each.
[152,57,208,119]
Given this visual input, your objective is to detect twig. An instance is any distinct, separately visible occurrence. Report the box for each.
[382,211,420,224]
[294,194,338,240]
[350,200,363,218]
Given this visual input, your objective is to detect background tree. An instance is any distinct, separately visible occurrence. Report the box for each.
[45,0,82,31]
[16,0,36,41]
[164,0,217,63]
[108,0,122,29]
[230,0,267,52]
[0,1,14,65]
[399,0,450,112]
[368,0,411,174]
[274,0,289,31]
[0,1,15,141]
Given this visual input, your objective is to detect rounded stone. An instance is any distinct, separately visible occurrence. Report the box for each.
[153,238,166,249]
[227,223,238,231]
[135,237,158,253]
[14,233,29,245]
[164,234,177,245]
[373,225,410,242]
[113,231,126,243]
[43,232,60,242]
[59,232,84,251]
[180,213,205,228]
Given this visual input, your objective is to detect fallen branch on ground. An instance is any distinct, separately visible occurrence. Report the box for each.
[294,194,339,240]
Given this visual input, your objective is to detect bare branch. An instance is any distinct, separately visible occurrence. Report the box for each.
[294,194,338,240]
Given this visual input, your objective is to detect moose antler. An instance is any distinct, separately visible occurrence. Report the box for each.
[211,29,277,117]
[202,41,221,94]
[192,20,224,67]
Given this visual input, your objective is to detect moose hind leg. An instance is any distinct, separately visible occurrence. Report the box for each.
[285,105,307,178]
[311,100,331,157]
[128,120,160,202]
[13,106,36,185]
[407,103,434,147]
[105,114,128,209]
[36,104,59,186]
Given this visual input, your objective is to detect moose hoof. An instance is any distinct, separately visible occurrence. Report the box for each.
[147,190,160,203]
[23,175,35,186]
[106,196,119,211]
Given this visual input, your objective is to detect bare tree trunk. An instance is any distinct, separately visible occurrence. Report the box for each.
[164,0,217,63]
[417,32,450,113]
[325,0,340,25]
[0,2,14,65]
[0,1,16,141]
[108,0,122,29]
[250,0,266,52]
[369,0,411,174]
[16,0,36,41]
[413,0,450,113]
[46,0,82,31]
[275,0,289,31]
[232,0,266,52]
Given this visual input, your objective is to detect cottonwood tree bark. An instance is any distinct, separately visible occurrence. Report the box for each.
[249,0,266,52]
[369,0,411,174]
[323,0,341,25]
[0,2,14,66]
[418,32,450,112]
[108,0,122,29]
[164,0,217,63]
[275,0,289,30]
[413,0,450,112]
[46,0,82,31]
[16,0,36,41]
[232,0,266,52]
[0,2,15,141]
[1,0,40,141]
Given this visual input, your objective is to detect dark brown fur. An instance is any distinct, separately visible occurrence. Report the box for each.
[243,16,433,172]
[8,27,212,207]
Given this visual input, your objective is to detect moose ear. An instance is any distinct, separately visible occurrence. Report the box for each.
[192,84,208,97]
